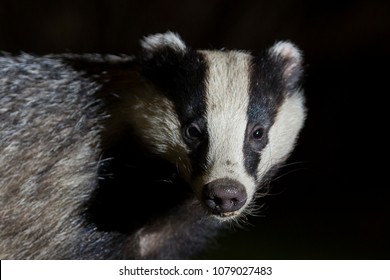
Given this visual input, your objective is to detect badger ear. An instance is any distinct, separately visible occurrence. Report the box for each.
[139,32,190,90]
[268,41,303,91]
[140,31,188,59]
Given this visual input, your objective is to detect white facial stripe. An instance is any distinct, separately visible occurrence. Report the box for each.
[200,50,257,199]
[257,91,306,179]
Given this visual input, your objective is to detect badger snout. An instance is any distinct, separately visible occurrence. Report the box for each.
[202,178,247,217]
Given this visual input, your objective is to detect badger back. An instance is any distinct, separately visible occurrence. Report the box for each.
[0,54,105,259]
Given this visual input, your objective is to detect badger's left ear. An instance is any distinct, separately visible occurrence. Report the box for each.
[140,31,188,59]
[268,41,303,92]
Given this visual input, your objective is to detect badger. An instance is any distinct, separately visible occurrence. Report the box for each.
[0,32,306,259]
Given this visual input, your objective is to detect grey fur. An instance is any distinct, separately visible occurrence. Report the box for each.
[0,54,103,258]
[0,53,220,259]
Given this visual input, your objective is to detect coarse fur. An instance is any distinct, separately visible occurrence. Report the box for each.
[0,32,306,259]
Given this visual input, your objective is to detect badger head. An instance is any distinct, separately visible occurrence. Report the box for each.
[127,32,306,221]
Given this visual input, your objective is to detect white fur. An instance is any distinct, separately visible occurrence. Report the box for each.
[257,91,306,179]
[199,50,257,210]
[270,41,302,61]
[141,32,187,57]
[270,41,302,81]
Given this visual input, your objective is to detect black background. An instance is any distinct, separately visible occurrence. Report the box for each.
[1,0,388,259]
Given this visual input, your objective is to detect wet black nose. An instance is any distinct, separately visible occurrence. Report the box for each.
[202,178,247,215]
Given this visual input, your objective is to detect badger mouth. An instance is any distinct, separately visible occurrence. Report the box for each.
[218,211,240,218]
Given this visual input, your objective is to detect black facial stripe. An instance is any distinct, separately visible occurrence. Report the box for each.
[243,123,268,180]
[244,53,287,180]
[141,49,209,178]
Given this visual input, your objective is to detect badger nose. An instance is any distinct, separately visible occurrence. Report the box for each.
[202,178,247,215]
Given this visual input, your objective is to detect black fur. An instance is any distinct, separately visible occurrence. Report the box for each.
[0,53,221,259]
[243,49,303,180]
[68,54,221,259]
[140,49,210,178]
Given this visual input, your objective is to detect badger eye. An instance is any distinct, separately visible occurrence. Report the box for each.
[184,123,202,141]
[252,126,264,140]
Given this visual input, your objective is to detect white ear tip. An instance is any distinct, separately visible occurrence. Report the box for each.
[141,31,187,54]
[270,41,302,61]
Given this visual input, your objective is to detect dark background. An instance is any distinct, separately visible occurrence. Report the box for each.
[1,0,388,259]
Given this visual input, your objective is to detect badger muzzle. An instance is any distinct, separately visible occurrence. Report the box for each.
[201,178,247,217]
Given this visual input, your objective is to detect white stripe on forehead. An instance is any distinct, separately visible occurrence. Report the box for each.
[200,50,256,196]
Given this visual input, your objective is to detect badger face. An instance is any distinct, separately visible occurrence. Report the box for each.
[129,32,305,221]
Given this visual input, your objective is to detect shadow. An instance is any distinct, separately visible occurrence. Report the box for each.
[60,55,193,234]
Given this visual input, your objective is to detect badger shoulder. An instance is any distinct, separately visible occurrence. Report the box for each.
[0,53,107,259]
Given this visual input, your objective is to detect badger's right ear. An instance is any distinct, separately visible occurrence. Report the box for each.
[140,31,188,60]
